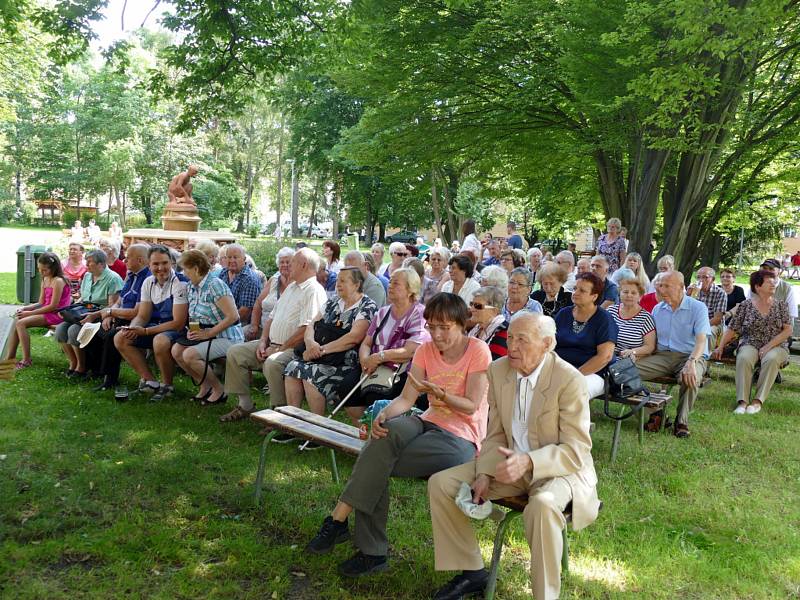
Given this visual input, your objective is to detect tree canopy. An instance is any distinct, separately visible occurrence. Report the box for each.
[2,0,799,272]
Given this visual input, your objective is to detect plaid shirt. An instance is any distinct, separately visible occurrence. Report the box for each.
[188,273,244,342]
[217,265,263,310]
[697,284,727,320]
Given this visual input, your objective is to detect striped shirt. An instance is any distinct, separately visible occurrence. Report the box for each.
[188,273,244,342]
[607,304,656,353]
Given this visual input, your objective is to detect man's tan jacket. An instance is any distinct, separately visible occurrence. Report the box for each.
[476,352,600,530]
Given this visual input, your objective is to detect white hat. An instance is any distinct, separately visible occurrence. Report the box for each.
[77,322,102,349]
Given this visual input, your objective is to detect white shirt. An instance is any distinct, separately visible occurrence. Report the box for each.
[268,275,328,345]
[563,271,577,293]
[140,272,188,306]
[461,233,481,258]
[442,277,481,305]
[512,360,546,454]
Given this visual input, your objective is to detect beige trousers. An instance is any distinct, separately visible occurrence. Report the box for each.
[223,340,294,407]
[428,461,572,600]
[635,351,706,426]
[735,344,789,404]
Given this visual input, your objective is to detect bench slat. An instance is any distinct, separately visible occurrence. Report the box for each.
[607,392,671,409]
[251,409,364,456]
[274,405,361,439]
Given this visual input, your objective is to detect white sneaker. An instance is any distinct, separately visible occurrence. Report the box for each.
[745,403,762,414]
[733,404,747,415]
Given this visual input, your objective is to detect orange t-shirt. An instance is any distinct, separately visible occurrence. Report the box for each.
[412,337,492,451]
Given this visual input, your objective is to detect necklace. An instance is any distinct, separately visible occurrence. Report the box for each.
[572,318,587,334]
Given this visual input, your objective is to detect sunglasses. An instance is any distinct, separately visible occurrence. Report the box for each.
[394,252,409,257]
[469,302,494,310]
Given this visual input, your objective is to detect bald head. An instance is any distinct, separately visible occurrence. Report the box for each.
[656,269,685,306]
[577,258,591,275]
[125,243,149,273]
[507,312,557,376]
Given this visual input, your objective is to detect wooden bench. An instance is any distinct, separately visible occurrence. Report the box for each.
[486,497,602,600]
[602,391,672,463]
[251,406,363,505]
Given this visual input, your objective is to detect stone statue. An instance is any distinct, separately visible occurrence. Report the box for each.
[167,165,199,206]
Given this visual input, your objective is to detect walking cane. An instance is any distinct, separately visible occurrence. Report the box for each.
[298,372,370,452]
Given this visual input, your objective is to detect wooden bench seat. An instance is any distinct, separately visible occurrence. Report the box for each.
[595,391,672,463]
[251,407,365,504]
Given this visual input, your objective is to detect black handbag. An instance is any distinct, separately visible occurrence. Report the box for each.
[59,302,101,325]
[603,357,650,420]
[294,320,350,366]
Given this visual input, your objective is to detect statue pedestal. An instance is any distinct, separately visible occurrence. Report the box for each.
[161,203,201,232]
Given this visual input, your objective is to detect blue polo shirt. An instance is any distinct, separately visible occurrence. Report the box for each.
[507,234,523,249]
[119,267,151,309]
[652,295,711,357]
[602,278,619,304]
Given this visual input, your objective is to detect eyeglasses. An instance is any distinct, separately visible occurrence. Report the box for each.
[393,252,409,257]
[424,323,454,332]
[508,280,530,287]
[500,257,513,262]
[469,302,494,310]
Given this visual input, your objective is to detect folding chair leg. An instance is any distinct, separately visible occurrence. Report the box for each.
[254,431,276,506]
[329,448,340,484]
[561,525,569,575]
[485,510,522,600]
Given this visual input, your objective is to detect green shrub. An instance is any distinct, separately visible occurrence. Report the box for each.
[241,239,284,277]
[246,223,260,238]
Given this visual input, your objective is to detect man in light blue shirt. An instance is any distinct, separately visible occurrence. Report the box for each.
[634,270,711,438]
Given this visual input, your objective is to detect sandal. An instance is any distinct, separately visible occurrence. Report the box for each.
[219,406,255,423]
[201,392,227,407]
[14,359,32,370]
[674,423,690,438]
[192,388,212,402]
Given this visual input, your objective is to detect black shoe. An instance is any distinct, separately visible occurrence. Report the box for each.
[337,551,388,578]
[306,516,350,555]
[433,571,489,600]
[270,432,297,444]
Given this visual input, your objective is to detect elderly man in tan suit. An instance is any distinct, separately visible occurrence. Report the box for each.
[428,312,599,600]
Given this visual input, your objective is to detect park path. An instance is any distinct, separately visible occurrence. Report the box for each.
[0,228,65,272]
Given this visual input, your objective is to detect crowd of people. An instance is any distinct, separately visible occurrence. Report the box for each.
[4,218,797,600]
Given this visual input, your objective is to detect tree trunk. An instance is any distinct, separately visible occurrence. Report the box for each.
[275,112,285,232]
[430,166,442,241]
[14,169,21,207]
[121,190,127,228]
[332,172,343,239]
[244,118,255,228]
[378,221,386,242]
[307,174,320,238]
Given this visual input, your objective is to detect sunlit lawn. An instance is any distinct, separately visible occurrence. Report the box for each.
[1,334,799,599]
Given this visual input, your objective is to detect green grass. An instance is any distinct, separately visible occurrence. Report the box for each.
[0,272,19,305]
[1,335,799,598]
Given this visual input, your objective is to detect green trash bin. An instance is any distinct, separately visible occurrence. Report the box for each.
[16,245,49,304]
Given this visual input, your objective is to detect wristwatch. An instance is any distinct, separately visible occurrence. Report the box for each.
[379,350,385,361]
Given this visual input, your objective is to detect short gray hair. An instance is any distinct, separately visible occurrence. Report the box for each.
[276,246,295,266]
[388,241,407,255]
[510,311,557,351]
[607,217,622,228]
[98,237,121,259]
[297,247,321,272]
[474,286,506,311]
[555,250,575,268]
[429,247,451,262]
[510,267,534,287]
[344,250,365,267]
[85,249,107,266]
[392,267,421,301]
[225,243,246,258]
[480,265,509,294]
[194,239,219,258]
